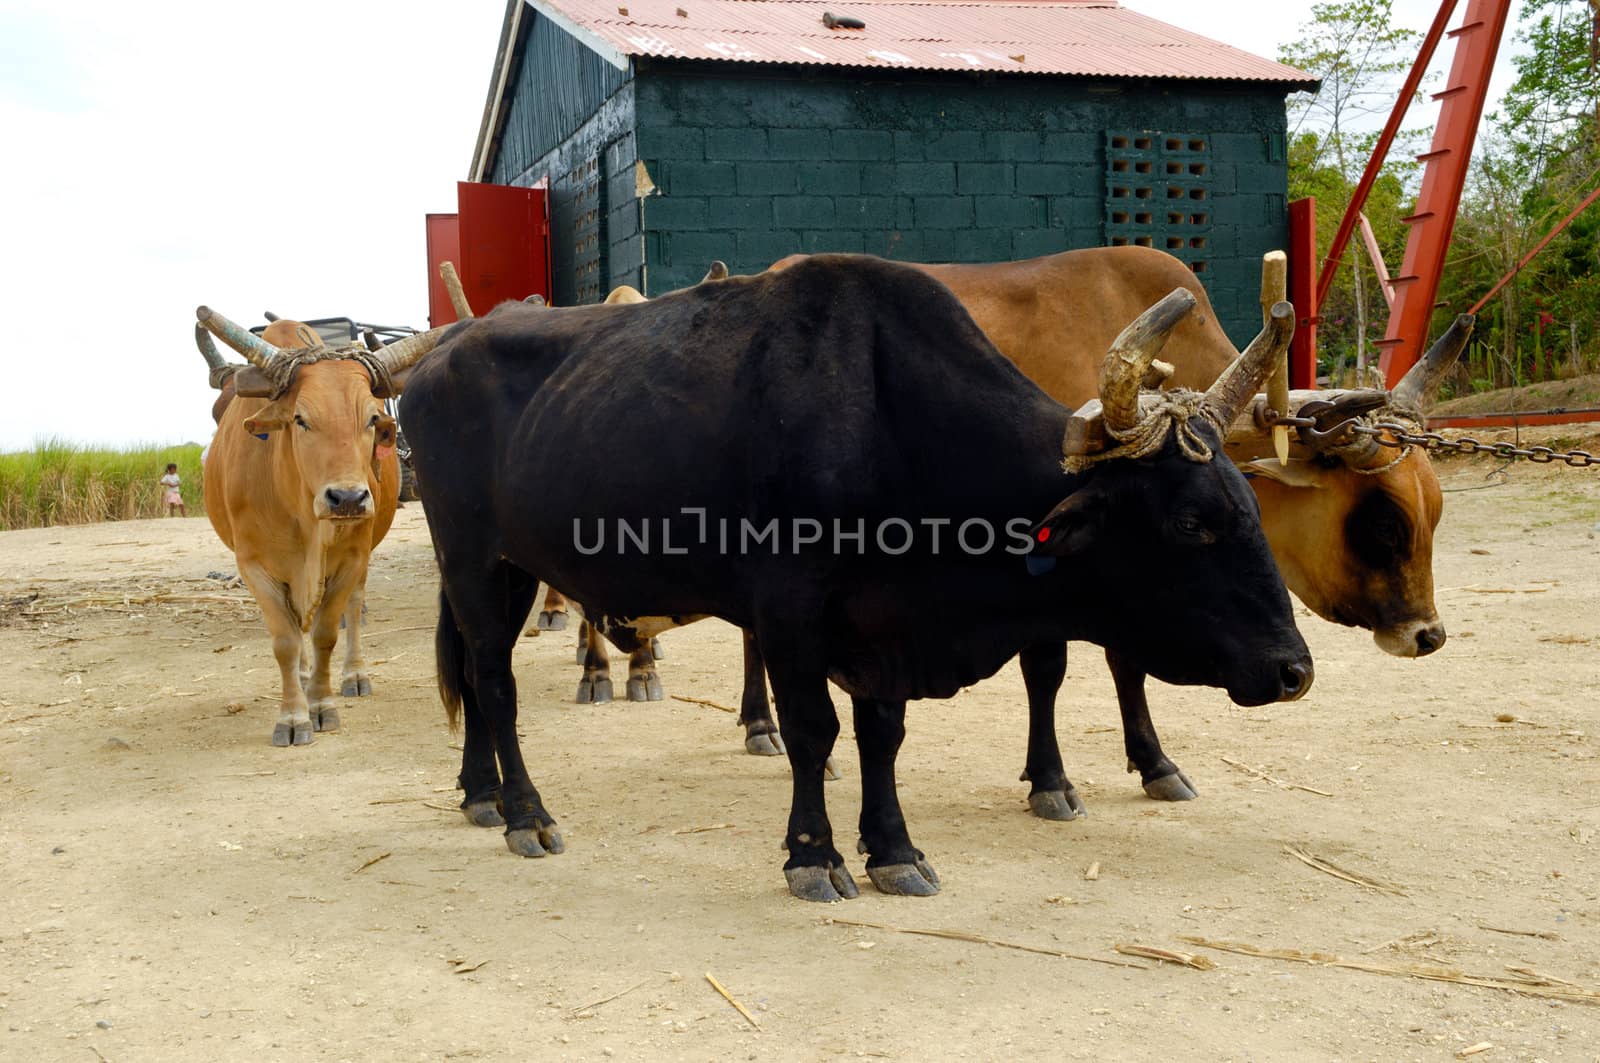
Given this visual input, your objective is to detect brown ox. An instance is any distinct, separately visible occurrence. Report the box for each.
[194,313,443,746]
[759,246,1468,810]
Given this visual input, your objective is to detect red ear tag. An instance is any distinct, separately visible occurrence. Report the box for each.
[1036,527,1051,543]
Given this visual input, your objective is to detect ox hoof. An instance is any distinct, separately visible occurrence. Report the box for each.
[1028,787,1087,821]
[340,674,372,698]
[651,639,665,661]
[576,677,613,704]
[627,674,664,702]
[312,705,341,733]
[505,824,564,858]
[537,610,568,632]
[784,863,859,903]
[744,730,786,756]
[866,859,941,897]
[462,801,504,828]
[272,721,314,747]
[1142,771,1199,802]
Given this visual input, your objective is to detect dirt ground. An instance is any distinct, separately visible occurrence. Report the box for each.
[2,440,1598,1062]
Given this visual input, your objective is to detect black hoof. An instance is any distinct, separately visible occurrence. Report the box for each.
[626,675,664,702]
[1028,787,1087,821]
[272,720,314,747]
[271,723,292,747]
[1143,771,1199,801]
[784,864,859,903]
[651,639,665,660]
[340,675,372,697]
[866,859,941,896]
[312,705,341,732]
[537,610,568,632]
[576,677,613,704]
[823,755,842,781]
[744,730,785,756]
[505,824,564,857]
[462,801,504,828]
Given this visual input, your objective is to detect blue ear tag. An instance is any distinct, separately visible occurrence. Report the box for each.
[253,433,269,440]
[1025,554,1057,576]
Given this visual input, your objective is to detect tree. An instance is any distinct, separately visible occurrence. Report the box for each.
[1279,0,1424,380]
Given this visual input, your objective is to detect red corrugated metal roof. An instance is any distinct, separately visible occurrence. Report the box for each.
[532,0,1316,83]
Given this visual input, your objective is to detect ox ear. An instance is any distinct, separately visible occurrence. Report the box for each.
[1242,457,1329,489]
[241,398,294,436]
[1030,484,1107,559]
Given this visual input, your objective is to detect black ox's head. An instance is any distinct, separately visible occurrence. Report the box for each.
[1032,288,1313,706]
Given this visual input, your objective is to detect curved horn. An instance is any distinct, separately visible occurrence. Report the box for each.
[1392,313,1474,408]
[370,325,451,379]
[362,328,384,352]
[701,260,729,283]
[1099,288,1197,432]
[440,261,474,319]
[196,306,282,369]
[263,311,281,322]
[1203,301,1295,426]
[194,323,228,372]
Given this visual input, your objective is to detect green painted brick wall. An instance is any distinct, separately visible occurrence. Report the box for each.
[633,64,1290,346]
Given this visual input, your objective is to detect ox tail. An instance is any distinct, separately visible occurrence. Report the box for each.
[436,589,467,733]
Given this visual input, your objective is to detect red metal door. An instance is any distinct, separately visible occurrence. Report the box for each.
[424,213,463,328]
[457,181,551,312]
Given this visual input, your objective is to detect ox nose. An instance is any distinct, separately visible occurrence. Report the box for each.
[1279,659,1314,701]
[1415,623,1447,656]
[325,487,371,516]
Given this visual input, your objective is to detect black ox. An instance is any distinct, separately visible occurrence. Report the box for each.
[401,254,1312,902]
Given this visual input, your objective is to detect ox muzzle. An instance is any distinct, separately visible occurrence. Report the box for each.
[318,484,374,521]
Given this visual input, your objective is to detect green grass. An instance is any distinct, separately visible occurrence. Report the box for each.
[0,438,205,530]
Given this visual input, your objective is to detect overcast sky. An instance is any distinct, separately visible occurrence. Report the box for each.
[0,0,1526,451]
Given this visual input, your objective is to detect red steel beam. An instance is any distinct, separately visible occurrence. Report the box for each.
[1378,0,1514,387]
[1427,408,1600,429]
[1287,197,1320,389]
[1314,0,1461,311]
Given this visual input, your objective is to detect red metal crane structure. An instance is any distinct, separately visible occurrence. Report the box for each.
[1294,0,1514,389]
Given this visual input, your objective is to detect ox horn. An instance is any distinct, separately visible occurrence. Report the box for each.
[196,306,282,369]
[440,261,474,319]
[1203,301,1296,427]
[368,325,451,387]
[1391,314,1475,409]
[701,260,729,283]
[1099,288,1196,432]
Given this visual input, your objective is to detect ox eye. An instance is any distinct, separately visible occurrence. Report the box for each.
[294,414,310,431]
[1172,514,1214,544]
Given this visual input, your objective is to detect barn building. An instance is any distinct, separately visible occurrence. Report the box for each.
[466,0,1315,344]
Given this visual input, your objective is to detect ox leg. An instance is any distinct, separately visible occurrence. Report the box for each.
[626,641,664,702]
[1106,649,1196,801]
[240,566,313,747]
[447,564,558,856]
[574,620,590,665]
[740,631,841,777]
[537,586,569,632]
[306,575,360,734]
[457,680,505,828]
[853,696,938,896]
[338,583,373,699]
[763,628,857,903]
[739,630,784,755]
[575,623,614,704]
[1019,642,1087,821]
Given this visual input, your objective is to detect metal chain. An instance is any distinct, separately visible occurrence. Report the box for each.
[1353,422,1599,468]
[1266,415,1599,468]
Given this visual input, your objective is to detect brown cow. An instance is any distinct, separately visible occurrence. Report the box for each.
[194,312,443,745]
[761,246,1467,811]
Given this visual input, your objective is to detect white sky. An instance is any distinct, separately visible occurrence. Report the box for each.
[0,0,1529,451]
